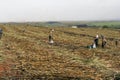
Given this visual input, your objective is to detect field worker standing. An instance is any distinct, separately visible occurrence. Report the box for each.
[0,28,3,39]
[115,39,118,47]
[102,36,107,48]
[49,29,54,44]
[94,34,99,47]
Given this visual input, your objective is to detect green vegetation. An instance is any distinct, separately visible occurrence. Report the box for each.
[88,21,120,29]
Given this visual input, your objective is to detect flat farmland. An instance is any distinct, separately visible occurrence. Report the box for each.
[0,24,120,79]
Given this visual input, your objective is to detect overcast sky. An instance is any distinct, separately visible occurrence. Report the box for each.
[0,0,120,22]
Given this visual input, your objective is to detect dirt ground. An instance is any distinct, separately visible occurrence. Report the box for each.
[0,24,120,79]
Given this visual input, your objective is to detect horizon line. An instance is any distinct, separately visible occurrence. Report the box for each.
[0,20,120,23]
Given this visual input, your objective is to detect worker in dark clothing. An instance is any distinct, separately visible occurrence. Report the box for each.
[0,28,3,39]
[102,37,107,48]
[115,39,118,47]
[94,34,99,47]
[94,38,98,47]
